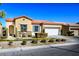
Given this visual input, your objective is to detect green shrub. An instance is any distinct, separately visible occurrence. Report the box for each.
[48,39,54,43]
[8,41,13,45]
[28,35,32,37]
[61,39,66,42]
[40,39,46,43]
[21,40,27,45]
[56,39,60,42]
[31,40,38,44]
[35,33,48,38]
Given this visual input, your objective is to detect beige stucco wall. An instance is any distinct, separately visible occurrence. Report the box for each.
[15,18,32,32]
[6,22,14,36]
[69,26,79,36]
[14,18,32,37]
[43,25,62,29]
[0,24,2,36]
[6,18,32,37]
[6,22,13,28]
[73,30,79,36]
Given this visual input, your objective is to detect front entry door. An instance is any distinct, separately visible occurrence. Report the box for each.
[9,25,14,36]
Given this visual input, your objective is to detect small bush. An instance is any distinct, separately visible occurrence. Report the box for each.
[21,40,26,45]
[28,35,32,37]
[13,34,16,37]
[8,41,13,46]
[48,39,54,43]
[61,39,66,42]
[56,39,60,42]
[31,40,37,44]
[40,40,46,43]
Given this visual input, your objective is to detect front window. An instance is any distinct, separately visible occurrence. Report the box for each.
[21,24,27,32]
[33,25,40,32]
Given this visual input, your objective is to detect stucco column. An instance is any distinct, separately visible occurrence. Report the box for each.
[0,24,2,37]
[59,29,61,35]
[7,27,9,37]
[59,27,62,35]
[6,23,9,37]
[40,23,44,33]
[14,26,16,36]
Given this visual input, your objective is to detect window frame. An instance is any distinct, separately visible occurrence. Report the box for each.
[33,25,40,32]
[20,24,27,32]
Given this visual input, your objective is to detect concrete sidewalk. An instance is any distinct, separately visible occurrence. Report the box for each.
[48,35,79,40]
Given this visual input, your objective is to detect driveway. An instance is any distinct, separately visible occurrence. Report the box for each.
[48,35,79,43]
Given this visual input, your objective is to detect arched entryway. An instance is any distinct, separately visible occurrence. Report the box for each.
[9,25,14,36]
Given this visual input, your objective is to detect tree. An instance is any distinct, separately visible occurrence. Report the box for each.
[0,3,6,18]
[3,27,8,31]
[0,11,6,18]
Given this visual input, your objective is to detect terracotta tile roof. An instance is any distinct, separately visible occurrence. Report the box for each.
[32,20,68,25]
[68,23,79,26]
[6,16,32,22]
[44,22,67,25]
[5,16,79,26]
[32,20,48,24]
[6,18,13,22]
[14,16,32,21]
[6,18,68,25]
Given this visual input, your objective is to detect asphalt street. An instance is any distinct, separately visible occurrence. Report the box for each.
[0,44,79,56]
[17,44,79,56]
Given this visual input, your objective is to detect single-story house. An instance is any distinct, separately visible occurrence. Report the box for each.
[6,16,79,37]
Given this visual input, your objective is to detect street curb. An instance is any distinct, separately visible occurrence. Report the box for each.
[50,43,79,47]
[0,45,49,53]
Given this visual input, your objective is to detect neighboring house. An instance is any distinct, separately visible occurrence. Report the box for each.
[6,16,79,37]
[0,22,2,37]
[69,23,79,36]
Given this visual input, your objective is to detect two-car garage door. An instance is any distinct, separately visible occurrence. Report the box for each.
[45,28,59,36]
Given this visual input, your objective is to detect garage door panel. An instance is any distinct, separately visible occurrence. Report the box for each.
[45,28,59,36]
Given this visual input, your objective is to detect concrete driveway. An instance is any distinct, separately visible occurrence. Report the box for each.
[48,35,79,43]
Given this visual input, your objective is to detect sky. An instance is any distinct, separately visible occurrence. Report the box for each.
[0,3,79,27]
